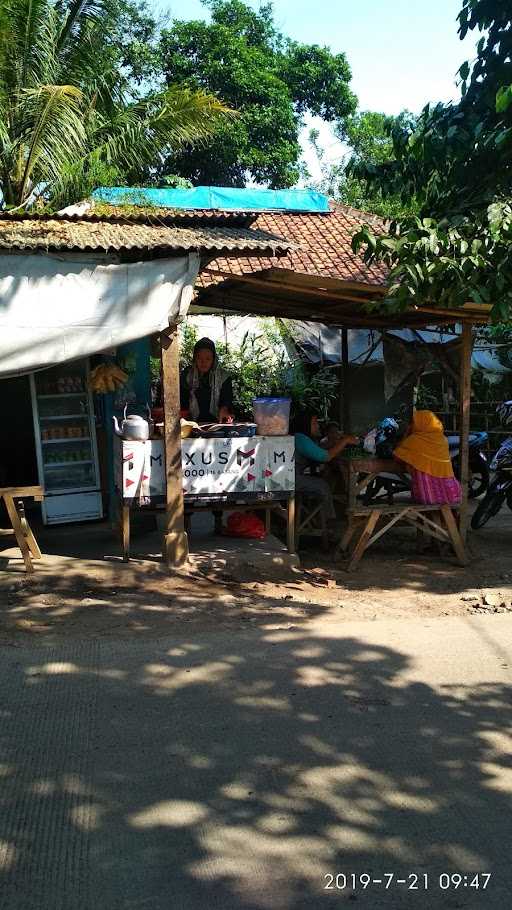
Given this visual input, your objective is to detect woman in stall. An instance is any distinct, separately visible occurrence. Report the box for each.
[292,411,359,523]
[179,337,234,535]
[180,337,233,424]
[393,409,461,504]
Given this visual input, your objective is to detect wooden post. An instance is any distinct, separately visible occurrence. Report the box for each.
[340,328,352,433]
[161,326,189,568]
[287,494,296,555]
[458,322,472,542]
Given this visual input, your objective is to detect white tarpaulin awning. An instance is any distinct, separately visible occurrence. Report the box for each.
[0,251,200,377]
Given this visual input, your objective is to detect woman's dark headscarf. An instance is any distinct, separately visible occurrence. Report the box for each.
[193,337,217,364]
[186,337,228,421]
[290,410,317,437]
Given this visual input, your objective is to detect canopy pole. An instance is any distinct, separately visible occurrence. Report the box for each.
[340,328,352,433]
[458,323,472,542]
[161,325,189,568]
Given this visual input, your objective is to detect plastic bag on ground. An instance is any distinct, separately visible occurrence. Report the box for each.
[223,512,266,540]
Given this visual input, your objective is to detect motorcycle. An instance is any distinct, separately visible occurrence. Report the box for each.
[361,429,489,505]
[471,438,512,529]
[448,432,489,499]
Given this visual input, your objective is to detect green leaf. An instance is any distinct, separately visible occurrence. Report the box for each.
[496,85,512,114]
[495,128,512,146]
[458,61,470,82]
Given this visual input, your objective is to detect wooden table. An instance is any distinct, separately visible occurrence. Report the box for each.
[335,457,468,571]
[0,486,44,573]
[337,456,407,510]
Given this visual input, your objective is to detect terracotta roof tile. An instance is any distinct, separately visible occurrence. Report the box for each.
[197,206,388,290]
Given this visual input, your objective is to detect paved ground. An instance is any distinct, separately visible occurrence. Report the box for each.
[1,613,511,910]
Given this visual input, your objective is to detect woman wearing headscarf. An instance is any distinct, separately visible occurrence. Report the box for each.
[393,410,461,504]
[180,337,233,423]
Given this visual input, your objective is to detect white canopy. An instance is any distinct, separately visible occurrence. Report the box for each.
[0,251,200,377]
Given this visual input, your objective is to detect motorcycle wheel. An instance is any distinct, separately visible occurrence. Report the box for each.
[471,486,505,529]
[361,478,389,505]
[468,455,490,499]
[453,454,490,499]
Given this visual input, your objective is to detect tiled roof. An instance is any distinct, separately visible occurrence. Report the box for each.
[197,205,388,290]
[0,213,292,257]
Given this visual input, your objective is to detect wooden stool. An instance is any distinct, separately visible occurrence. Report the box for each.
[295,493,329,550]
[0,486,44,573]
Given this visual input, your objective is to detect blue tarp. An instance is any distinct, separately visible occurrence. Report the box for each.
[91,185,330,213]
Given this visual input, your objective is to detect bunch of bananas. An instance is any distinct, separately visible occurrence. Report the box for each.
[89,363,128,394]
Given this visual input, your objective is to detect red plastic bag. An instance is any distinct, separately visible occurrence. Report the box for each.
[223,511,266,540]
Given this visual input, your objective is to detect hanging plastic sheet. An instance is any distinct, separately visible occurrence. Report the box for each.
[0,252,200,377]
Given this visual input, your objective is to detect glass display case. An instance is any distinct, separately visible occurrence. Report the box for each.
[30,359,103,524]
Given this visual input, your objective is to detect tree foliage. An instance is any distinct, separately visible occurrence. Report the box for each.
[0,0,233,208]
[352,1,512,321]
[158,0,356,187]
[309,110,418,219]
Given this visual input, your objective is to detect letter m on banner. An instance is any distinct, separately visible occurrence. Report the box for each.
[237,448,256,467]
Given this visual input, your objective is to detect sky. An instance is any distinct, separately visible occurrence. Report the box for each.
[159,0,478,179]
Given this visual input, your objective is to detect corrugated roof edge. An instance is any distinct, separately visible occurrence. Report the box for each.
[0,210,258,228]
[0,217,295,257]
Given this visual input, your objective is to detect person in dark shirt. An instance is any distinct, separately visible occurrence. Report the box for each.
[180,337,233,423]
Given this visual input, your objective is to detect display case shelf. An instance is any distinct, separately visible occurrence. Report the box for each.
[31,360,102,524]
[40,414,87,421]
[41,437,91,444]
[44,460,93,469]
[37,392,86,399]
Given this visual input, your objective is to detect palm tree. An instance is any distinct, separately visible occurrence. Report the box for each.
[0,0,234,209]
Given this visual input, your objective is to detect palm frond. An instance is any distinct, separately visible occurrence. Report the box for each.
[47,88,235,208]
[60,24,126,114]
[0,0,59,91]
[0,0,236,209]
[16,84,86,203]
[56,0,106,53]
[94,87,236,170]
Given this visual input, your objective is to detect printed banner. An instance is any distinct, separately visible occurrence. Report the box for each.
[115,436,295,501]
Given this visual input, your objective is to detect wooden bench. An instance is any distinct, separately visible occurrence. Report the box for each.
[0,486,44,573]
[333,455,468,570]
[337,502,468,571]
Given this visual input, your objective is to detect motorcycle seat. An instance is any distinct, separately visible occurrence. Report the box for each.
[447,431,488,449]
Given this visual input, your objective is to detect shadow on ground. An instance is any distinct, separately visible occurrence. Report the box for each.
[0,513,312,638]
[1,622,511,909]
[1,505,512,638]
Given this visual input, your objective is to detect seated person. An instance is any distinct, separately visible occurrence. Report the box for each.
[393,410,461,504]
[320,420,342,449]
[180,337,233,423]
[293,411,358,521]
